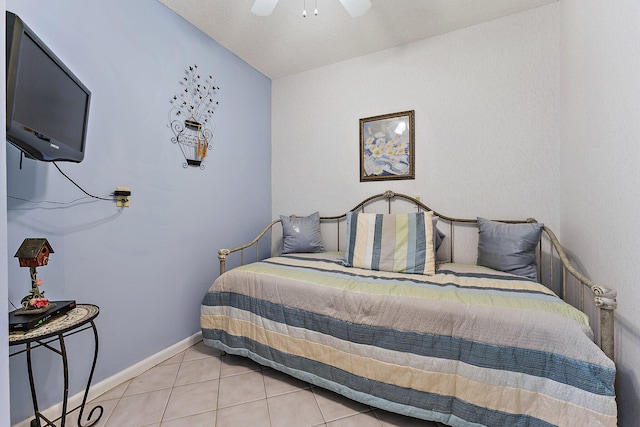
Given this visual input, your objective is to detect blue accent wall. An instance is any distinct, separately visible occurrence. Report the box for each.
[4,0,271,423]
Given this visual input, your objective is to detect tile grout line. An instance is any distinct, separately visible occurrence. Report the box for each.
[259,365,273,427]
[370,405,385,426]
[310,386,327,425]
[157,350,184,425]
[311,386,383,427]
[100,378,136,427]
[213,352,223,427]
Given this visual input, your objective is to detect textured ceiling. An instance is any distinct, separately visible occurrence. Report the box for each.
[158,0,557,80]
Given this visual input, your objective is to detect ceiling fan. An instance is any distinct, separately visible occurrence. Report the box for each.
[251,0,371,17]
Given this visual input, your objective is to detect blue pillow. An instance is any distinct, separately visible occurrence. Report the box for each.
[433,217,445,251]
[476,217,543,281]
[280,212,325,254]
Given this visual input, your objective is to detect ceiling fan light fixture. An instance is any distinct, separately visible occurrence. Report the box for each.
[338,0,371,17]
[251,0,370,18]
[251,0,279,16]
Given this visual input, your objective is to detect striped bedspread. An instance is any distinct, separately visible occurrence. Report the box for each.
[201,252,616,427]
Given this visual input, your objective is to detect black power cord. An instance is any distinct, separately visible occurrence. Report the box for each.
[52,162,113,201]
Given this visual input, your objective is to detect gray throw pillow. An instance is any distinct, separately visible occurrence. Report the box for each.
[280,212,325,254]
[476,217,543,281]
[433,216,445,251]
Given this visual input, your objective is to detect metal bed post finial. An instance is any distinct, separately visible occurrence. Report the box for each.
[384,190,395,214]
[218,249,230,274]
[593,285,618,311]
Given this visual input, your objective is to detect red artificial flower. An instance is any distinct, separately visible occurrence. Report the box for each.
[29,298,49,309]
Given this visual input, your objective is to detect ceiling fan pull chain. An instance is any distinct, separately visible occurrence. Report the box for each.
[303,0,306,17]
[315,0,318,16]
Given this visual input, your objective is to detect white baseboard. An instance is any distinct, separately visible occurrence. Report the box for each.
[13,331,202,427]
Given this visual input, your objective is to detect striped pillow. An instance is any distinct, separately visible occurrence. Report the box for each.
[343,211,435,275]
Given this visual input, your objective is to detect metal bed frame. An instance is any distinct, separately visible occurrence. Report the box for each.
[217,191,617,361]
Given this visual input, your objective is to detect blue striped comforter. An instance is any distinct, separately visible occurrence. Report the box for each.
[201,252,616,427]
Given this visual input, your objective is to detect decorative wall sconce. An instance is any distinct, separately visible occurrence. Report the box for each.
[169,65,220,169]
[14,238,55,314]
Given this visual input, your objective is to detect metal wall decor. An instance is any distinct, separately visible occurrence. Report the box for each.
[169,65,219,169]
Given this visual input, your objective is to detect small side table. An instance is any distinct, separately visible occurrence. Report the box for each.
[9,304,103,427]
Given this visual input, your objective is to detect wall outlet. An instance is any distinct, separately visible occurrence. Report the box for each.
[115,187,131,207]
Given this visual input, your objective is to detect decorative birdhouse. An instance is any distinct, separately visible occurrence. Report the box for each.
[15,238,54,267]
[14,238,55,313]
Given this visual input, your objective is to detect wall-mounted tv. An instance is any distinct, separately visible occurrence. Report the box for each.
[6,11,91,163]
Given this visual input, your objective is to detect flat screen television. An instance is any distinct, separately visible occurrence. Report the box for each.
[6,11,91,163]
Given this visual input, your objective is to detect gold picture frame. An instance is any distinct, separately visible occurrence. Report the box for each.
[360,110,415,182]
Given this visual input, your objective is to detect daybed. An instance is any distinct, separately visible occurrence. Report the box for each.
[201,191,617,427]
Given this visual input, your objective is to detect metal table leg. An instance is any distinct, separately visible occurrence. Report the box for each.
[23,322,103,427]
[26,342,42,427]
[76,321,103,427]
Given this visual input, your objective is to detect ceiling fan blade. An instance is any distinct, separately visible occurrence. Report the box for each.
[338,0,371,17]
[251,0,279,16]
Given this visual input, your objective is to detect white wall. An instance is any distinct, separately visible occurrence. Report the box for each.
[560,1,640,426]
[273,5,560,226]
[5,0,271,424]
[273,2,640,424]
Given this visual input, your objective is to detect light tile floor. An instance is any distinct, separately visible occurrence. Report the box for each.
[64,341,442,427]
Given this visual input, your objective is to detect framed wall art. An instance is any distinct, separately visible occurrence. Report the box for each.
[360,110,415,182]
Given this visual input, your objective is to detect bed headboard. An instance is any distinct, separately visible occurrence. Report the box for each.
[217,190,617,360]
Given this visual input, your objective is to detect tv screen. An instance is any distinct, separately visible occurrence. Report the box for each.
[6,11,91,162]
